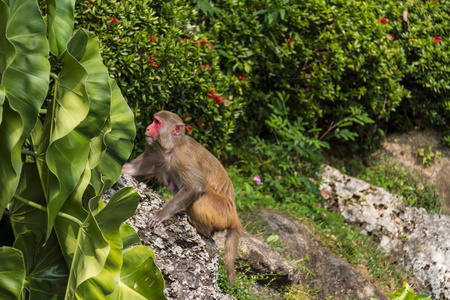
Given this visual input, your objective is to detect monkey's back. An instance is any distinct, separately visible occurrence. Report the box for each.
[185,136,235,199]
[182,136,240,236]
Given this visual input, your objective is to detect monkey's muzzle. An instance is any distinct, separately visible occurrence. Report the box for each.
[146,135,156,144]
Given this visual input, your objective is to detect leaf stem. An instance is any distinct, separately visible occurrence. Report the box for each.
[21,149,37,159]
[49,78,58,141]
[39,109,47,114]
[13,194,83,226]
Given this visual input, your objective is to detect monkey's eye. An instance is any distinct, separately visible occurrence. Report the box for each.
[154,119,160,125]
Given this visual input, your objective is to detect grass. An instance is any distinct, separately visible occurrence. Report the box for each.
[217,259,281,300]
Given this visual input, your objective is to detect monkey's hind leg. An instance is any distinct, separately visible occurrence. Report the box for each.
[188,192,242,285]
[187,192,231,237]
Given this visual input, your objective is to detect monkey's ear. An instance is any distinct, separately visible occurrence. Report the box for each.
[172,123,185,135]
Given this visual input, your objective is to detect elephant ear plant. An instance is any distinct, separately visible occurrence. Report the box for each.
[0,0,165,299]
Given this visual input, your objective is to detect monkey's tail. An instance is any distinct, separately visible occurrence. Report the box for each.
[224,220,243,286]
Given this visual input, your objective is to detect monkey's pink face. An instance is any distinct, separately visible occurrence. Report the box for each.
[146,116,163,144]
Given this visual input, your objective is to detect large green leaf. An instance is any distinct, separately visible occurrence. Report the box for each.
[120,223,141,250]
[106,245,166,300]
[0,85,4,122]
[76,187,140,297]
[87,79,135,198]
[47,0,76,57]
[0,4,14,82]
[69,30,111,139]
[64,188,140,299]
[0,0,50,220]
[0,102,22,221]
[0,247,25,300]
[53,165,90,267]
[65,212,109,300]
[95,80,136,189]
[45,29,112,240]
[111,223,166,299]
[14,231,68,300]
[9,163,47,241]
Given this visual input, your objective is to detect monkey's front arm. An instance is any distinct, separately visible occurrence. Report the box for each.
[121,150,160,177]
[148,187,202,227]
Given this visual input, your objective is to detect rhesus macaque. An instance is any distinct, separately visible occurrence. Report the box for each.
[122,110,243,285]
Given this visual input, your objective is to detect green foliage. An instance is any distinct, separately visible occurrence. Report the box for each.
[0,247,25,300]
[71,0,424,158]
[218,258,281,299]
[70,0,450,156]
[0,0,165,298]
[284,284,316,300]
[386,1,450,135]
[202,0,408,145]
[74,0,245,157]
[229,96,330,217]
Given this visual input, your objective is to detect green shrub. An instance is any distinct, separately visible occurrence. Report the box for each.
[198,0,408,146]
[228,95,329,217]
[218,258,279,300]
[382,1,450,137]
[384,282,431,300]
[74,0,246,157]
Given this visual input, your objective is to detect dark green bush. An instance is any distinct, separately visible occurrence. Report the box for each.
[382,1,450,138]
[200,0,408,143]
[74,0,247,157]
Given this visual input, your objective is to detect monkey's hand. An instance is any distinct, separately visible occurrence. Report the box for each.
[121,163,135,175]
[148,211,168,228]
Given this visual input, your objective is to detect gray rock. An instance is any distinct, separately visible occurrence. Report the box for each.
[257,210,384,300]
[321,165,450,299]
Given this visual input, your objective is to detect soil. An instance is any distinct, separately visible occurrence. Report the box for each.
[373,128,450,214]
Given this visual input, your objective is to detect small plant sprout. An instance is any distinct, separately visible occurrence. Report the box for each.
[416,144,442,167]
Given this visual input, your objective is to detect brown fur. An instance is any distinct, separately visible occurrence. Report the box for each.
[122,110,243,285]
